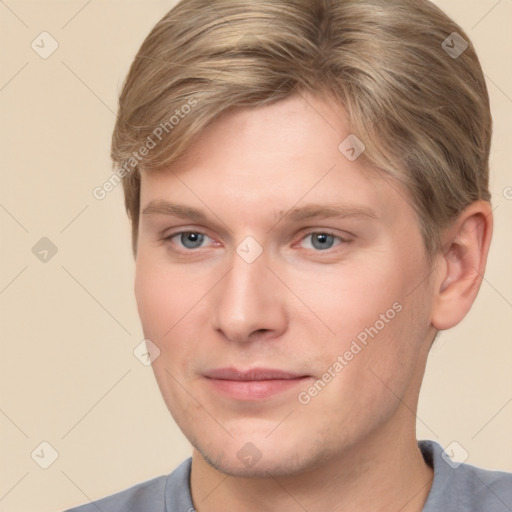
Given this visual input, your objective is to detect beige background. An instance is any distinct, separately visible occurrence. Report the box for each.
[0,1,511,511]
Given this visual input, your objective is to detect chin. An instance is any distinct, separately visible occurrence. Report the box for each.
[192,432,334,479]
[200,448,309,478]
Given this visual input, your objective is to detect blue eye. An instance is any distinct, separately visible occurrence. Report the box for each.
[175,232,208,249]
[165,230,345,253]
[302,232,342,251]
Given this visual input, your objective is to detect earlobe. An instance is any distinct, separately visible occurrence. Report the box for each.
[431,201,493,331]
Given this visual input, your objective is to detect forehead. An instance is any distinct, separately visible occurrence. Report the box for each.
[139,93,414,229]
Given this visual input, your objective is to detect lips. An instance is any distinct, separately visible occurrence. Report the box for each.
[203,367,311,400]
[204,367,306,381]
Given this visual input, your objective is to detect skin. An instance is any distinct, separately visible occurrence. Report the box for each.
[134,92,492,511]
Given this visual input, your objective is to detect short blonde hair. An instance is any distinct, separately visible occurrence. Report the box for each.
[111,0,492,256]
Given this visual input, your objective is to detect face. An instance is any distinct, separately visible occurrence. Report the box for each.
[135,93,437,477]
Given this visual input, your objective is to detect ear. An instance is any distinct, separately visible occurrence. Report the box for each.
[431,200,493,330]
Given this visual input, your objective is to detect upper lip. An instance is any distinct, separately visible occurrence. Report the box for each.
[204,367,307,381]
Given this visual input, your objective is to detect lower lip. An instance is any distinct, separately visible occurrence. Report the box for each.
[206,377,309,401]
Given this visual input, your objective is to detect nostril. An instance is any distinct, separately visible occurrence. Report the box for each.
[251,328,271,339]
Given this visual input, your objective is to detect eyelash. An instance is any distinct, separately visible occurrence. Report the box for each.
[162,230,349,253]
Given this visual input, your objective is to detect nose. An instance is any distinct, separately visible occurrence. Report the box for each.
[210,248,288,344]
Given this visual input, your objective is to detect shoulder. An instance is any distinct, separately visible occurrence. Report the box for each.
[420,440,512,512]
[63,458,193,512]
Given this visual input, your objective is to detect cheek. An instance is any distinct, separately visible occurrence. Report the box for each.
[295,295,427,440]
[134,258,199,414]
[134,253,196,342]
[134,253,209,366]
[134,258,167,339]
[289,256,409,339]
[296,253,429,389]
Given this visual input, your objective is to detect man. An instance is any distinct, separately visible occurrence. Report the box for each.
[67,0,512,510]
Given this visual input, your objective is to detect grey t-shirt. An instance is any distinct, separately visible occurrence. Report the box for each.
[65,440,512,511]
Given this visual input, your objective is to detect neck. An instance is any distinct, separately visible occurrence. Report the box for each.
[190,415,433,512]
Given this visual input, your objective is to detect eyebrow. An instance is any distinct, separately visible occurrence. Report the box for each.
[282,204,378,222]
[142,200,209,222]
[142,200,378,225]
